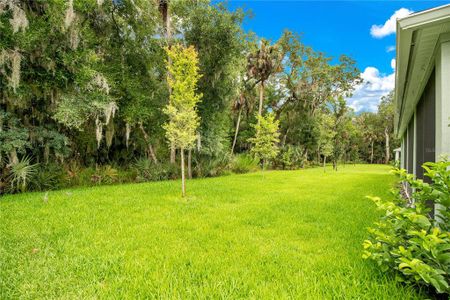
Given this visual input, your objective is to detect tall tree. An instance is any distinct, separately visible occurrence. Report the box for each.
[164,44,202,197]
[247,39,283,117]
[378,91,395,164]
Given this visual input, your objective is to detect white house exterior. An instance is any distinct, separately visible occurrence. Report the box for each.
[395,4,450,181]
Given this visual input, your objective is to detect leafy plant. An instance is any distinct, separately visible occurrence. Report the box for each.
[134,158,179,182]
[29,163,65,191]
[248,113,280,170]
[7,156,38,193]
[230,154,259,174]
[363,160,450,295]
[90,165,118,185]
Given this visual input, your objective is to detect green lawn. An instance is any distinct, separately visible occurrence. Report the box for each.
[0,165,425,299]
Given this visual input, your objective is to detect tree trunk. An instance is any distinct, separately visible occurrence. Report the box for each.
[317,145,320,165]
[9,149,18,165]
[180,147,186,197]
[170,145,176,164]
[159,0,176,164]
[323,156,326,172]
[370,140,374,164]
[231,107,242,155]
[188,148,192,179]
[384,127,390,164]
[281,128,289,147]
[138,122,158,164]
[258,80,264,117]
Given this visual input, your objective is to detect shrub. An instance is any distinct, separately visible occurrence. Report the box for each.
[229,154,259,174]
[363,161,450,295]
[29,163,66,191]
[88,165,119,185]
[6,155,38,193]
[134,158,179,182]
[196,155,229,178]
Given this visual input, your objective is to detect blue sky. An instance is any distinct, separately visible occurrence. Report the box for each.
[221,0,448,113]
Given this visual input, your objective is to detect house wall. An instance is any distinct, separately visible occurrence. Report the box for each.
[415,70,436,181]
[435,39,450,161]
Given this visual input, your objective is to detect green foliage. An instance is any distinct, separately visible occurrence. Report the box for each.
[363,161,450,295]
[164,44,202,151]
[229,153,259,174]
[6,155,37,193]
[29,163,65,192]
[193,153,230,178]
[90,165,119,185]
[0,0,394,195]
[134,158,179,182]
[248,113,280,169]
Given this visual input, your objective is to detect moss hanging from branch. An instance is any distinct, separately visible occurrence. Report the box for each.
[104,102,117,125]
[64,0,75,30]
[105,121,114,149]
[0,49,22,93]
[125,123,131,148]
[8,2,29,33]
[95,117,103,149]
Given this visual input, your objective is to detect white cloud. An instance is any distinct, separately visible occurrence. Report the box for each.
[346,66,395,113]
[370,8,413,38]
[386,45,396,52]
[390,58,396,70]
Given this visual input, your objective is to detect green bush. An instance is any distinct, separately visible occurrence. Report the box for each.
[29,163,66,191]
[134,158,179,182]
[363,161,450,295]
[194,154,230,178]
[229,154,259,174]
[4,156,38,193]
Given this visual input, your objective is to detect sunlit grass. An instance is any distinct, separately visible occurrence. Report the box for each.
[0,164,425,299]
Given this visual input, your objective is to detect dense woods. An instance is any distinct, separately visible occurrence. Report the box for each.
[0,0,398,194]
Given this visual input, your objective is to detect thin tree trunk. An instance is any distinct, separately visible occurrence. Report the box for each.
[323,156,326,172]
[231,107,242,155]
[384,127,390,164]
[181,148,186,197]
[139,122,158,164]
[170,145,176,164]
[370,140,374,164]
[188,148,192,179]
[9,149,18,165]
[281,128,289,147]
[159,0,176,164]
[258,80,264,117]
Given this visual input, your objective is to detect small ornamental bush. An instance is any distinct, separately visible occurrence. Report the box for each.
[363,160,450,295]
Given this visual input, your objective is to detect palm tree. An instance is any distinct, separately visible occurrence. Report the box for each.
[247,39,283,117]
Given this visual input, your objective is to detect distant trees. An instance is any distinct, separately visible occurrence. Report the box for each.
[0,1,398,195]
[164,45,202,197]
[378,91,395,164]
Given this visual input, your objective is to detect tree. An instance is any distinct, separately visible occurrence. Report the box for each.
[378,91,395,164]
[356,112,381,164]
[248,113,280,170]
[164,44,202,197]
[328,96,349,171]
[317,114,335,171]
[247,39,283,117]
[181,2,248,172]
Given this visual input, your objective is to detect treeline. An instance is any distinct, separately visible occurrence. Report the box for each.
[0,0,397,194]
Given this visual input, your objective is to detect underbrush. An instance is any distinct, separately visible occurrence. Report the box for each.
[363,160,450,296]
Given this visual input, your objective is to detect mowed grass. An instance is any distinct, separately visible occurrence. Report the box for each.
[0,164,425,299]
